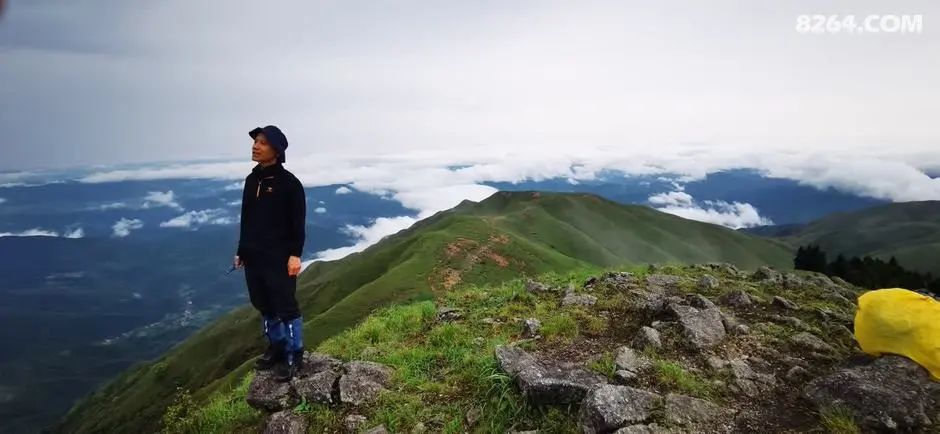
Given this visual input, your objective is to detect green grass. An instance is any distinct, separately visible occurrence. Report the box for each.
[819,405,861,434]
[588,352,617,379]
[161,375,261,434]
[60,191,795,433]
[653,359,715,399]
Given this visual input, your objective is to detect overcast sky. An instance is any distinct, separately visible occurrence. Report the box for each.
[1,0,938,171]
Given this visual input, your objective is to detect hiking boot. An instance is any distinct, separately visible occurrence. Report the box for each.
[274,359,296,382]
[254,344,281,371]
[293,349,305,371]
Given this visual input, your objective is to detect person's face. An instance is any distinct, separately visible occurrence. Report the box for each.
[251,133,278,163]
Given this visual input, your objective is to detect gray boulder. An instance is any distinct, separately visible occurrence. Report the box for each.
[495,345,607,405]
[789,332,835,354]
[771,296,799,310]
[602,271,636,288]
[339,361,392,405]
[720,289,752,307]
[526,279,556,293]
[562,291,597,307]
[363,425,389,434]
[297,352,342,376]
[752,266,782,284]
[785,366,812,382]
[668,303,726,349]
[632,326,662,350]
[663,393,721,427]
[291,369,341,405]
[437,306,463,322]
[613,424,669,434]
[246,371,299,411]
[615,346,652,374]
[264,411,309,434]
[804,355,940,432]
[687,293,717,310]
[727,358,776,397]
[579,385,661,434]
[697,275,720,291]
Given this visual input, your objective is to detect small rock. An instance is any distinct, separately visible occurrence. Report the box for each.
[437,307,463,322]
[697,275,720,291]
[664,393,721,427]
[482,317,499,325]
[752,266,782,284]
[706,356,727,371]
[769,315,811,331]
[785,366,812,382]
[772,296,799,310]
[246,371,299,411]
[410,422,427,434]
[613,424,666,434]
[465,406,482,426]
[720,289,752,307]
[615,370,639,384]
[363,425,388,434]
[615,346,652,374]
[687,293,717,310]
[579,385,662,434]
[525,279,554,293]
[789,332,835,354]
[339,361,393,405]
[264,411,308,434]
[562,292,597,306]
[522,318,541,338]
[632,326,662,350]
[344,414,368,434]
[602,271,636,288]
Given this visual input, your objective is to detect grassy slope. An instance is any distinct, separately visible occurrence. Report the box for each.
[59,191,793,433]
[164,264,862,433]
[783,200,940,275]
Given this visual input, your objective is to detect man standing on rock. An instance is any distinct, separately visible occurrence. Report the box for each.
[233,125,306,382]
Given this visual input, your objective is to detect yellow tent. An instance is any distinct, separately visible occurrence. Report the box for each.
[855,288,940,380]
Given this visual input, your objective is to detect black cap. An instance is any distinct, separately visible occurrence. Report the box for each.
[249,125,288,163]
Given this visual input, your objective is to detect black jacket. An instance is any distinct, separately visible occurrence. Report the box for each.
[236,163,306,260]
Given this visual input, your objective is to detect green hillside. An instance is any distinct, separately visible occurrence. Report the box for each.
[783,201,940,275]
[58,191,794,433]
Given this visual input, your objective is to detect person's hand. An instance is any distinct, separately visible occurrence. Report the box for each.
[287,256,301,276]
[233,255,244,269]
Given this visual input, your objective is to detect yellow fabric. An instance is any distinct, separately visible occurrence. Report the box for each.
[854,288,940,380]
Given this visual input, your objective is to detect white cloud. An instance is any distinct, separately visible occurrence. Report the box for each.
[0,197,6,204]
[314,216,418,261]
[226,199,241,207]
[0,228,60,237]
[142,190,182,210]
[318,200,325,204]
[648,191,693,208]
[90,201,128,210]
[314,207,326,214]
[159,208,235,228]
[223,181,243,191]
[335,186,353,195]
[649,191,773,229]
[64,227,85,238]
[112,218,144,237]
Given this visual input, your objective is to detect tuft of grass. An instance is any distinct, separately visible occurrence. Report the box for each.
[653,359,714,399]
[161,375,262,434]
[588,352,617,379]
[540,312,579,342]
[819,405,860,434]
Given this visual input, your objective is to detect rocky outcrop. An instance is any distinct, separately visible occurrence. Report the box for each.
[495,345,608,405]
[522,318,542,338]
[804,355,940,432]
[247,352,393,432]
